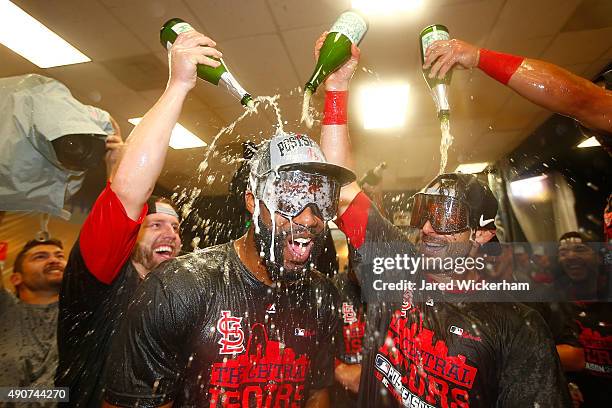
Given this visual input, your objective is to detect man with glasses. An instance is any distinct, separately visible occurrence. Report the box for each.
[102,132,354,407]
[315,33,570,407]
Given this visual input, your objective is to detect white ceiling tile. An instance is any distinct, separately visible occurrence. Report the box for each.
[183,0,276,41]
[101,0,201,53]
[267,0,349,31]
[469,130,526,163]
[42,62,145,111]
[423,0,505,45]
[491,95,548,132]
[280,24,335,86]
[489,0,582,40]
[486,35,554,58]
[13,0,146,61]
[582,58,612,81]
[207,34,300,107]
[450,72,513,120]
[562,63,591,76]
[541,27,612,66]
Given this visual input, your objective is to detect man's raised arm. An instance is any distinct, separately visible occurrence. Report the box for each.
[111,31,222,220]
[316,33,362,216]
[423,39,612,133]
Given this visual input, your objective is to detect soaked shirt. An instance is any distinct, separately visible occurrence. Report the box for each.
[331,272,365,407]
[333,272,365,365]
[56,183,147,407]
[567,302,612,407]
[0,290,58,408]
[336,192,571,407]
[104,242,339,407]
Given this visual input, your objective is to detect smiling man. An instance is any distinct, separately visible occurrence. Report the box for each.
[102,132,354,407]
[315,31,571,407]
[55,27,222,407]
[0,239,65,390]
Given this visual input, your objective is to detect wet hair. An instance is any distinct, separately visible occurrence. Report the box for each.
[13,238,64,274]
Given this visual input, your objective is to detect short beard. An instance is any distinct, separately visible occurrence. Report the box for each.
[419,238,473,276]
[48,279,63,293]
[131,242,158,272]
[254,217,326,282]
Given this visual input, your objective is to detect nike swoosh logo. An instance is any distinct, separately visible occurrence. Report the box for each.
[479,215,495,227]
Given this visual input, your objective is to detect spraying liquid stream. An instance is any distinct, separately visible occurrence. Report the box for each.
[197,95,284,180]
[301,90,314,128]
[438,116,454,174]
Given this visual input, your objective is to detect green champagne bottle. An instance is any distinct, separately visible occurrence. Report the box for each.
[301,10,368,127]
[160,18,254,109]
[419,24,451,121]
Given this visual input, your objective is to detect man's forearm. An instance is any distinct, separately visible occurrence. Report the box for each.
[111,84,188,219]
[319,93,361,215]
[478,49,612,132]
[508,59,611,132]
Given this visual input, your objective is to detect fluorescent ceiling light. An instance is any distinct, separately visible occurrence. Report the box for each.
[360,83,410,130]
[0,1,91,68]
[577,136,601,148]
[510,174,549,200]
[455,162,489,174]
[128,118,207,150]
[352,0,423,14]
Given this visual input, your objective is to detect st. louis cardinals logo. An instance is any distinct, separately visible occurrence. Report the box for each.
[342,302,357,324]
[216,311,245,355]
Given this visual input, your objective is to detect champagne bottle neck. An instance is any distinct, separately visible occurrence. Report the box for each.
[219,71,253,107]
[431,83,450,112]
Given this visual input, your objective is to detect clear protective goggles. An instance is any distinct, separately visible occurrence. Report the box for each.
[261,170,340,221]
[409,193,470,233]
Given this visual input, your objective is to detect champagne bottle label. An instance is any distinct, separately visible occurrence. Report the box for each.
[171,22,193,35]
[329,11,367,45]
[166,22,194,50]
[421,29,449,57]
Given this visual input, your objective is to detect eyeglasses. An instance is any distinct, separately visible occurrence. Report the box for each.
[261,170,340,221]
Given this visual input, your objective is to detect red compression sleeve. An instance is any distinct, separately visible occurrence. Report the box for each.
[80,182,148,284]
[322,91,348,125]
[336,191,371,249]
[478,49,525,85]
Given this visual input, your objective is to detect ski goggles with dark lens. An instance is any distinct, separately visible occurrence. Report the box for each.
[264,170,340,221]
[409,193,470,233]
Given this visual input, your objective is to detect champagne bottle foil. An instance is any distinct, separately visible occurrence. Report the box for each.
[219,71,250,103]
[431,83,450,112]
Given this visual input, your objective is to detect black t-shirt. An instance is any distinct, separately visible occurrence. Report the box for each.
[104,242,339,407]
[337,192,572,407]
[56,240,140,407]
[360,298,570,407]
[527,302,581,347]
[56,183,148,407]
[567,302,612,407]
[331,272,366,407]
[333,272,366,365]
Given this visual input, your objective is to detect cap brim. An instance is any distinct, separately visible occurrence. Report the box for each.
[279,162,356,186]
